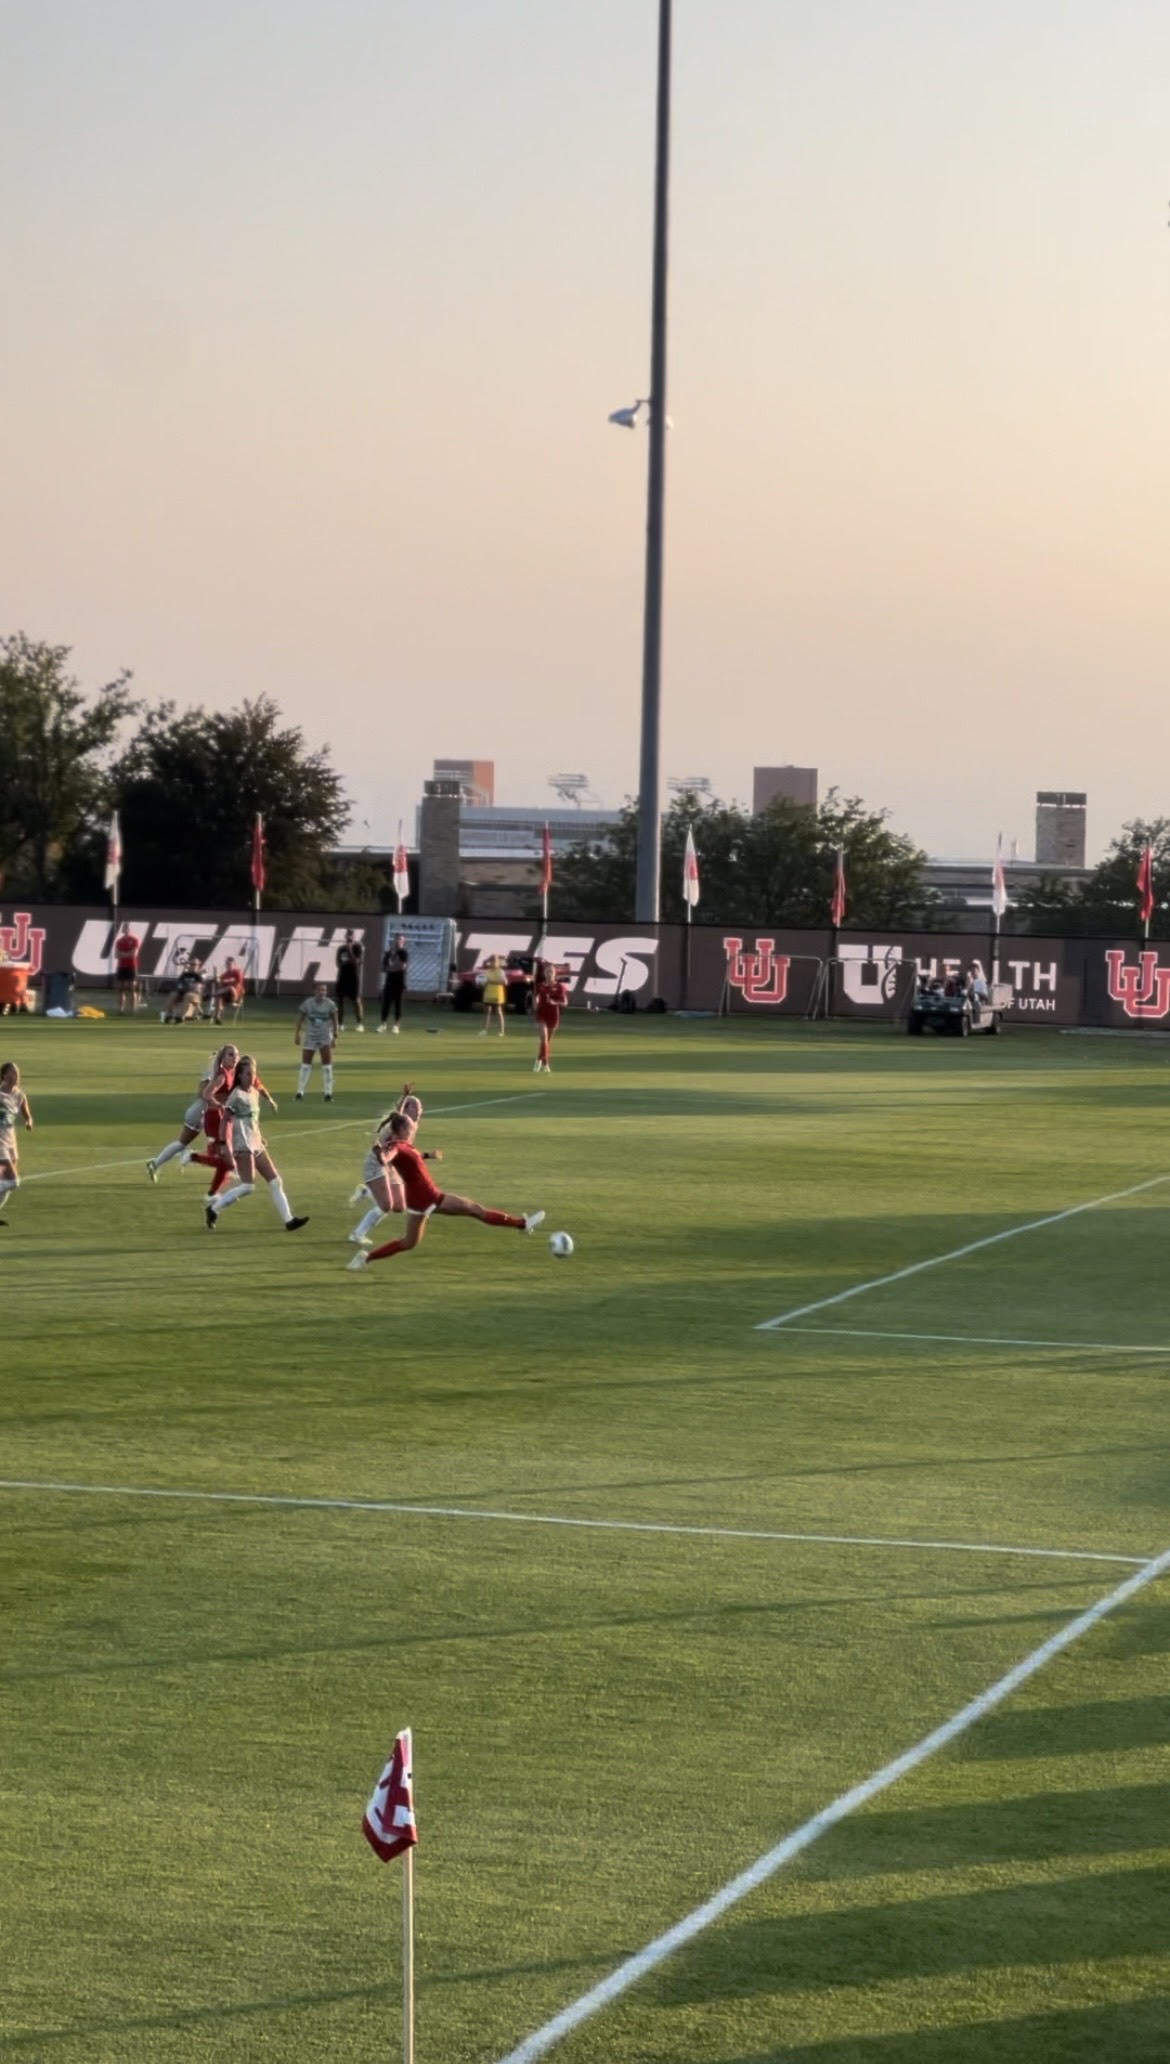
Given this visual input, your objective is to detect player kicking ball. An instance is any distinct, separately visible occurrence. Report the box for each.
[346,1110,542,1269]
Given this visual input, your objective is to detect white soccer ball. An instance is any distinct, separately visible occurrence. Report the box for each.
[548,1231,574,1258]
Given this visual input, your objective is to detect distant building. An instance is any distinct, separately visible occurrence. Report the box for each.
[433,758,495,805]
[1035,791,1086,868]
[753,765,818,813]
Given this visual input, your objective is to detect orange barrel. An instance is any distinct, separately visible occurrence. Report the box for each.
[0,967,29,1010]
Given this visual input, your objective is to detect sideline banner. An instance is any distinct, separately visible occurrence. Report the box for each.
[0,904,1166,1029]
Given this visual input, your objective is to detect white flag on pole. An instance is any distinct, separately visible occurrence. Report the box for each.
[682,825,700,910]
[103,811,123,895]
[392,826,410,910]
[991,835,1008,919]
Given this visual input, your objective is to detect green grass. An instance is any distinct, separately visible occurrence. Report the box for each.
[1,1007,1167,2062]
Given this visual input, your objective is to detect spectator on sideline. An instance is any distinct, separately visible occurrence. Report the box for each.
[335,929,365,1032]
[113,923,141,1013]
[378,933,410,1036]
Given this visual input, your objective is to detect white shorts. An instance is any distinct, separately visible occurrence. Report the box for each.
[184,1098,205,1130]
[232,1121,264,1156]
[302,1032,333,1054]
[362,1149,403,1188]
[0,1133,16,1166]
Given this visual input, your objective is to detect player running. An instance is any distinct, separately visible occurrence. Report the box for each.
[294,982,339,1100]
[0,1061,34,1225]
[532,959,569,1073]
[346,1108,542,1269]
[205,1055,308,1232]
[347,1085,422,1247]
[147,1045,240,1181]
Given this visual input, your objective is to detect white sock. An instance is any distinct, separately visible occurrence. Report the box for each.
[0,1177,17,1206]
[268,1178,293,1224]
[297,1064,311,1095]
[354,1205,382,1240]
[152,1139,186,1169]
[213,1182,253,1214]
[322,1064,334,1095]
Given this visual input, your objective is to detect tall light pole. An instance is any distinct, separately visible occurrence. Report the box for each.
[634,0,672,923]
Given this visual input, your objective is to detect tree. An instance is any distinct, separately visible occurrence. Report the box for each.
[113,698,350,907]
[550,789,934,928]
[1010,819,1170,937]
[0,634,136,899]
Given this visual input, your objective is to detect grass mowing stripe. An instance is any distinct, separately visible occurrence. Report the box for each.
[774,1325,1170,1355]
[18,1090,541,1183]
[494,1542,1170,2064]
[0,1481,1148,1567]
[756,1171,1170,1330]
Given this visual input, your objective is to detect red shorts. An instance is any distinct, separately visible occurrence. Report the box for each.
[404,1189,443,1216]
[536,1007,560,1031]
[204,1106,227,1143]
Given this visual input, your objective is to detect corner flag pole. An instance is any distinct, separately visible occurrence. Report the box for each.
[403,1843,415,2064]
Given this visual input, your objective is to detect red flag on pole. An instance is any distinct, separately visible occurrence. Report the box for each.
[539,823,553,900]
[392,825,410,910]
[682,825,700,910]
[362,1730,418,1862]
[830,846,847,929]
[1137,843,1155,927]
[250,814,266,897]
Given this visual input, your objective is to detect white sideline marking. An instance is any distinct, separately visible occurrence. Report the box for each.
[757,1173,1170,1330]
[0,1481,1148,1568]
[18,1092,537,1185]
[494,1544,1170,2064]
[774,1325,1170,1356]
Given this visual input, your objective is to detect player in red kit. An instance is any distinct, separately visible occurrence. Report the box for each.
[532,959,569,1073]
[346,1111,543,1270]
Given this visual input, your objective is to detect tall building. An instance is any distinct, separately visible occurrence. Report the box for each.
[433,758,495,805]
[1035,791,1086,868]
[753,765,818,813]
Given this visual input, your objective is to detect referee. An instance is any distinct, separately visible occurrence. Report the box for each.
[378,933,409,1036]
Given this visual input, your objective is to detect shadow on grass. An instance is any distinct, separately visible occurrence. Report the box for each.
[653,1867,1168,2006]
[957,1693,1167,1760]
[803,1780,1170,1875]
[717,1996,1170,2063]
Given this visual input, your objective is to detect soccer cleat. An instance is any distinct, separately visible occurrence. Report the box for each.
[348,1186,366,1207]
[0,1218,8,1228]
[295,1092,304,1101]
[178,1149,193,1167]
[347,1251,370,1272]
[146,1160,159,1184]
[392,1023,400,1035]
[348,1230,373,1246]
[285,1215,310,1232]
[533,1057,542,1072]
[523,1210,546,1235]
[324,1095,333,1103]
[205,1203,217,1230]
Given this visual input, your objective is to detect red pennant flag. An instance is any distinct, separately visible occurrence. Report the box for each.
[1137,843,1155,926]
[830,846,847,929]
[362,1729,418,1862]
[250,813,266,895]
[392,827,410,908]
[539,822,553,899]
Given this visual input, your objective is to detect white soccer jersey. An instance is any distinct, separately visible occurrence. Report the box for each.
[226,1084,263,1152]
[0,1086,24,1157]
[299,996,338,1047]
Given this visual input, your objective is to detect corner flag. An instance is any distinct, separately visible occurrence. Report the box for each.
[250,814,266,899]
[103,812,123,896]
[393,826,410,910]
[1138,843,1155,929]
[362,1730,418,1862]
[991,835,1008,920]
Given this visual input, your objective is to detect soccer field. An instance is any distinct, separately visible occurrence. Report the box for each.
[1,1008,1167,2063]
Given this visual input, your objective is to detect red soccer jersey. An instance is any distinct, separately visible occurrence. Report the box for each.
[390,1142,442,1212]
[114,935,140,972]
[219,965,243,997]
[535,979,567,1024]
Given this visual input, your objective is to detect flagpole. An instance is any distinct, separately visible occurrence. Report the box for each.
[402,1844,415,2064]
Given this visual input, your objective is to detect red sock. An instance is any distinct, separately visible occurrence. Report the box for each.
[189,1151,217,1169]
[539,1034,549,1063]
[208,1165,231,1196]
[367,1237,408,1261]
[482,1210,524,1229]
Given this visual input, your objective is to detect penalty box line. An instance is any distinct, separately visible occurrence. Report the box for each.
[757,1172,1170,1331]
[776,1325,1170,1356]
[0,1481,1149,1569]
[494,1542,1170,2064]
[18,1091,538,1186]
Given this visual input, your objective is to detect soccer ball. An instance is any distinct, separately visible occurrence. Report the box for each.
[548,1231,574,1258]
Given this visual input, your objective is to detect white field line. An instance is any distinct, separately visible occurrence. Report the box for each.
[494,1544,1170,2064]
[757,1173,1170,1331]
[774,1325,1170,1356]
[17,1091,538,1185]
[0,1481,1148,1568]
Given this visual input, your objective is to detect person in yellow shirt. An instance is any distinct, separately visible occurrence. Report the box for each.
[478,955,507,1038]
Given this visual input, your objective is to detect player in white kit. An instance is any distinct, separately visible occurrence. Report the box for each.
[294,983,339,1100]
[205,1056,309,1232]
[0,1061,34,1225]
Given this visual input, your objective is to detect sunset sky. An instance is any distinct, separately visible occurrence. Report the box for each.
[5,0,1169,861]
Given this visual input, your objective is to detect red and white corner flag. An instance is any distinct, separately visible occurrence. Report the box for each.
[103,811,123,896]
[682,824,700,911]
[393,824,410,911]
[362,1730,418,1862]
[991,834,1008,921]
[1137,843,1155,929]
[250,813,266,899]
[540,823,553,898]
[830,846,847,929]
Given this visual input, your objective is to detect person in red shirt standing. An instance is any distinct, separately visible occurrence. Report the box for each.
[346,1111,543,1270]
[113,924,141,1013]
[532,958,569,1074]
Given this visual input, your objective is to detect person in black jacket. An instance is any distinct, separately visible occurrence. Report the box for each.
[378,934,409,1035]
[335,930,365,1031]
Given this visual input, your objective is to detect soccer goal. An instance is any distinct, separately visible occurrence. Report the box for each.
[381,916,457,1000]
